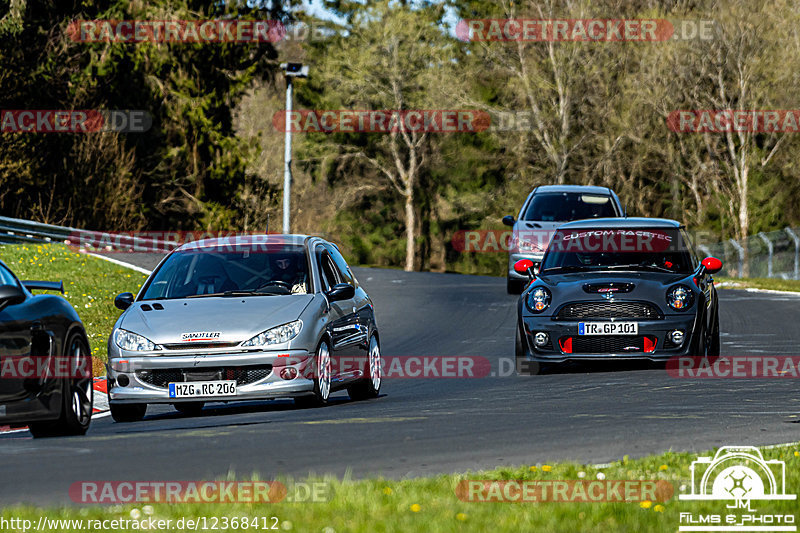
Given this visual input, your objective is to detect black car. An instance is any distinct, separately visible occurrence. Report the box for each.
[0,259,93,436]
[514,218,722,375]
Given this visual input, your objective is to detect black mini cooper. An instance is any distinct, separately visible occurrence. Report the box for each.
[514,218,722,374]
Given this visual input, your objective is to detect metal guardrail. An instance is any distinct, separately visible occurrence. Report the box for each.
[0,215,163,250]
[699,226,800,280]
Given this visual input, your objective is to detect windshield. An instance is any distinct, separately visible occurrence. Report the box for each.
[140,244,310,300]
[539,228,695,274]
[523,192,617,222]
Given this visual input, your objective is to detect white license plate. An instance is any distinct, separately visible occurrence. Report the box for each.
[168,380,237,398]
[578,322,638,335]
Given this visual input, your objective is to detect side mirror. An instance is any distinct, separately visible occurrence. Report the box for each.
[502,215,516,227]
[513,259,536,280]
[114,292,135,310]
[326,283,355,302]
[701,257,723,274]
[0,284,26,310]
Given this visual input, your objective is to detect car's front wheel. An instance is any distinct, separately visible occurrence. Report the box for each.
[515,326,546,375]
[29,334,94,438]
[295,340,332,408]
[110,403,147,423]
[348,335,382,401]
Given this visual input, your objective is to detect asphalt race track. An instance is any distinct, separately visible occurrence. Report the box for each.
[1,255,799,505]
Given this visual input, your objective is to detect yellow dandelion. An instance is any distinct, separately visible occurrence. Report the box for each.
[383,487,393,495]
[455,513,467,521]
[541,465,552,472]
[659,465,668,471]
[529,466,537,472]
[640,500,652,509]
[654,504,665,512]
[410,504,421,513]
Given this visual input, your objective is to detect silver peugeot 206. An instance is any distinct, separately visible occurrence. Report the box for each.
[106,235,381,422]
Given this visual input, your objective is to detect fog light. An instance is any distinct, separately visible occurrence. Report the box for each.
[117,374,130,387]
[670,330,685,345]
[280,367,298,380]
[534,332,549,347]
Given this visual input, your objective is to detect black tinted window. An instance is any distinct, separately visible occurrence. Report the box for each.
[325,244,354,286]
[540,228,694,274]
[523,192,617,222]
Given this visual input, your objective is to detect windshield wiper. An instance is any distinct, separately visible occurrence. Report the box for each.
[591,264,677,273]
[539,265,590,274]
[186,290,278,298]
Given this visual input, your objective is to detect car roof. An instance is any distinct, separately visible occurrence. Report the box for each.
[174,234,317,251]
[557,217,683,229]
[533,185,613,195]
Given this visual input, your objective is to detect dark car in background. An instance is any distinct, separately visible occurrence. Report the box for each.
[0,260,93,437]
[503,185,624,293]
[514,218,722,375]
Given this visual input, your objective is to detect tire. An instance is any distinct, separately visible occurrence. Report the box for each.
[29,334,93,438]
[348,335,382,401]
[692,322,708,357]
[515,326,545,375]
[707,311,720,358]
[110,403,147,423]
[507,278,525,295]
[174,402,205,416]
[295,340,332,408]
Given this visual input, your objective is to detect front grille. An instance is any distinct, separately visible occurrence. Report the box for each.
[136,366,272,388]
[556,301,661,320]
[161,342,240,350]
[569,336,647,354]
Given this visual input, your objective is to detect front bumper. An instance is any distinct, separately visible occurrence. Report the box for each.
[107,349,315,404]
[507,252,544,280]
[519,314,698,363]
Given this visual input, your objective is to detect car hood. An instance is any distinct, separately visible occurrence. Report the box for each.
[533,271,691,308]
[119,295,315,345]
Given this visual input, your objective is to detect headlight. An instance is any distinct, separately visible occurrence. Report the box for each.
[241,320,303,347]
[526,286,551,313]
[667,285,694,311]
[113,329,161,351]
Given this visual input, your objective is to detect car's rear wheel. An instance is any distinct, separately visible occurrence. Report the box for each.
[110,403,147,423]
[507,278,525,295]
[29,334,93,438]
[348,335,381,401]
[295,340,332,408]
[174,402,205,416]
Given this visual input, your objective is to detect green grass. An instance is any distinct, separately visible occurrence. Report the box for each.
[0,243,148,371]
[716,276,800,293]
[1,444,799,532]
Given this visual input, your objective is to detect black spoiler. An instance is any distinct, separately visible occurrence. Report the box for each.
[22,280,64,294]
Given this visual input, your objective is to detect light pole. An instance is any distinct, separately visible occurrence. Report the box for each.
[280,62,309,235]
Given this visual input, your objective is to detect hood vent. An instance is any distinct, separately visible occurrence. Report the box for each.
[582,282,635,294]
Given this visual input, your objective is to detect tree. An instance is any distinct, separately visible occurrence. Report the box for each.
[301,0,450,271]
